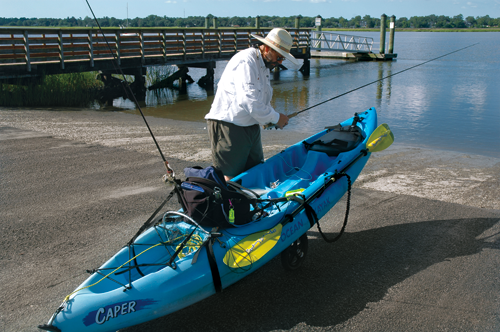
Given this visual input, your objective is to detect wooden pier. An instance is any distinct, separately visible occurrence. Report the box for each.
[0,17,398,93]
[0,27,312,88]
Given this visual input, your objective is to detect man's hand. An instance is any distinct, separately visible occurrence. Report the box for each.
[275,113,289,130]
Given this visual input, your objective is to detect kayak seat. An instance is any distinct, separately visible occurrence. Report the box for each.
[266,150,335,199]
[303,124,363,157]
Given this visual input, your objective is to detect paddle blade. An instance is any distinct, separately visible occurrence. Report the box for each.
[223,224,282,269]
[366,123,394,152]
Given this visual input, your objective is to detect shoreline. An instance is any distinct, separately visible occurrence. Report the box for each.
[1,108,499,210]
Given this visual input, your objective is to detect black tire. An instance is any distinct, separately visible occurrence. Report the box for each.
[280,233,308,271]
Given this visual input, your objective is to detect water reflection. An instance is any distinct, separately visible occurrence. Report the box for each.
[112,59,396,129]
[117,94,214,122]
[376,61,392,106]
[97,32,500,158]
[450,69,487,114]
[107,59,388,126]
[101,66,215,114]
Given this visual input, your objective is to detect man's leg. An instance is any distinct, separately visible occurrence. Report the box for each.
[207,120,253,179]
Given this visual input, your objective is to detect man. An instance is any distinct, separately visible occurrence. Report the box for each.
[205,28,300,181]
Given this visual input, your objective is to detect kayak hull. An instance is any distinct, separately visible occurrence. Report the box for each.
[44,108,377,332]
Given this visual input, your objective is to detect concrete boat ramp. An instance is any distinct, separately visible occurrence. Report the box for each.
[0,109,498,332]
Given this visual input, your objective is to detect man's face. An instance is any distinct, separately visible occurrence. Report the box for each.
[264,47,285,69]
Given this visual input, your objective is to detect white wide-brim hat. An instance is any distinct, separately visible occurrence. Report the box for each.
[251,28,300,66]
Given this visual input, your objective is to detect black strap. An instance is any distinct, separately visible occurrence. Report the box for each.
[227,181,260,199]
[37,324,61,332]
[130,245,145,277]
[188,177,259,202]
[303,202,318,228]
[125,189,176,277]
[207,237,223,293]
[315,173,352,243]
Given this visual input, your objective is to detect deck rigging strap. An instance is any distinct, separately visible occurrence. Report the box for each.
[312,172,352,243]
[207,237,223,293]
[125,188,178,276]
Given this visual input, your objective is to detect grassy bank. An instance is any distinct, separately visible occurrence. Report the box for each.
[0,66,178,108]
[0,72,104,108]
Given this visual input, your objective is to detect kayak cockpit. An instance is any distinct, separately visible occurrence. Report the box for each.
[233,121,366,200]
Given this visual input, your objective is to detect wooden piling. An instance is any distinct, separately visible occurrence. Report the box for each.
[315,16,322,53]
[389,15,396,54]
[379,14,387,54]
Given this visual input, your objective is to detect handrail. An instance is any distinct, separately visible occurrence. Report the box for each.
[310,31,373,53]
[0,27,311,73]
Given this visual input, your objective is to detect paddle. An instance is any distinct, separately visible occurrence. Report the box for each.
[222,123,394,269]
[223,224,283,269]
[366,123,394,152]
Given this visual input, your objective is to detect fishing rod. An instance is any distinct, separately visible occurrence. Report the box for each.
[266,42,479,129]
[84,0,176,180]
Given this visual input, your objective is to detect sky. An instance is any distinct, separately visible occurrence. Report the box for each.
[1,0,498,20]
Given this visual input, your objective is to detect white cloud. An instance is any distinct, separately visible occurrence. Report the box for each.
[165,0,177,3]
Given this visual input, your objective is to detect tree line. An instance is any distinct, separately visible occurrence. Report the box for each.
[0,14,498,29]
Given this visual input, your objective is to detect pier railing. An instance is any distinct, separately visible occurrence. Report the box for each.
[0,27,311,78]
[310,31,373,53]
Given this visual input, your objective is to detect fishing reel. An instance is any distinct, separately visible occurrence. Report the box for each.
[263,122,279,130]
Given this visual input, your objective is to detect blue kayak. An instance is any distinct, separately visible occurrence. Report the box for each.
[40,108,382,332]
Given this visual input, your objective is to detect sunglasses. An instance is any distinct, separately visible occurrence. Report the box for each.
[272,49,285,62]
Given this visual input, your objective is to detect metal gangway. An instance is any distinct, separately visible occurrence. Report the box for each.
[310,31,374,53]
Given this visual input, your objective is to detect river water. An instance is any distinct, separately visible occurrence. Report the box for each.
[115,31,500,158]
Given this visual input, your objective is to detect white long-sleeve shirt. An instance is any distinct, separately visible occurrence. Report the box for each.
[205,47,280,127]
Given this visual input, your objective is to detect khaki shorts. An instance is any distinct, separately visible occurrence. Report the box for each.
[207,120,263,177]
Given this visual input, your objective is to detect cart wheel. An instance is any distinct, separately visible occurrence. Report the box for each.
[281,233,308,271]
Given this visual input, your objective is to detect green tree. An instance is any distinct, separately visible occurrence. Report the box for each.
[477,15,492,27]
[363,15,375,28]
[465,16,476,27]
[435,15,451,28]
[452,14,466,28]
[350,15,361,28]
[336,17,346,28]
[396,17,409,28]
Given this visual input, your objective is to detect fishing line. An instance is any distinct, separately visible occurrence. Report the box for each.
[287,43,480,120]
[84,0,175,175]
[277,154,313,181]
